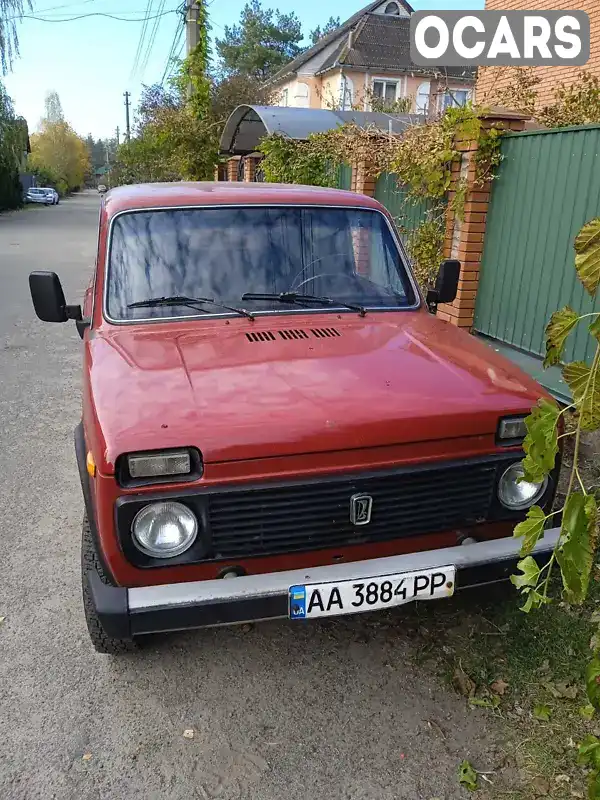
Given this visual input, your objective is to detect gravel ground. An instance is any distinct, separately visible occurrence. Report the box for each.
[0,192,506,800]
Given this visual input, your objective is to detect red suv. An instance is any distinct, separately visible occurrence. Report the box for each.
[29,182,559,653]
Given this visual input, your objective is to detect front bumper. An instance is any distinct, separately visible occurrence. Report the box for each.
[88,530,560,640]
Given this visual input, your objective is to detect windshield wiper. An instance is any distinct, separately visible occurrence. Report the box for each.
[127,295,255,320]
[241,292,366,317]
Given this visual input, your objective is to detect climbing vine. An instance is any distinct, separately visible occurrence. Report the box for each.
[509,217,600,796]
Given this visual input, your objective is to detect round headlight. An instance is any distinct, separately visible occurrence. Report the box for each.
[498,463,548,510]
[132,501,197,558]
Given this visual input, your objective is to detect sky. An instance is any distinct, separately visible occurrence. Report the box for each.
[3,0,484,140]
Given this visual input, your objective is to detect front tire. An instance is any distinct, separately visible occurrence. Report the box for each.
[81,513,137,654]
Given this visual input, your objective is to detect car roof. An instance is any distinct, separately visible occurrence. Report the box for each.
[102,181,383,219]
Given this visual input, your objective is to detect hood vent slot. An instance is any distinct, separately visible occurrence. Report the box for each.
[311,327,341,338]
[279,329,309,340]
[246,330,276,342]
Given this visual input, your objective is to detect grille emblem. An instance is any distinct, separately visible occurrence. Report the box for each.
[350,493,373,526]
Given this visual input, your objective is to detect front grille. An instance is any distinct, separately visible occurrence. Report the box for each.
[208,461,498,559]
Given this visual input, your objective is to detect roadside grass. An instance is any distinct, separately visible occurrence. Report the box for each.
[408,579,600,797]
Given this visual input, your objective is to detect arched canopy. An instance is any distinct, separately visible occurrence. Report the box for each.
[219,105,420,155]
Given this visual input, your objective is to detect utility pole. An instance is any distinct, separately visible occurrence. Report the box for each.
[115,126,120,146]
[105,142,111,189]
[185,0,200,56]
[123,92,131,142]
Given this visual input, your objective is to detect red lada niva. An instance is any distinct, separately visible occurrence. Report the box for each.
[29,182,559,653]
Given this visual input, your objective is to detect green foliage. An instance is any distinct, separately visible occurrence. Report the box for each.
[404,214,445,288]
[0,0,31,74]
[309,16,340,45]
[215,0,303,80]
[458,760,478,791]
[259,133,338,187]
[586,660,600,710]
[521,399,560,483]
[0,80,28,210]
[563,361,600,431]
[533,703,552,721]
[513,506,546,557]
[544,306,580,367]
[557,493,598,605]
[575,218,600,296]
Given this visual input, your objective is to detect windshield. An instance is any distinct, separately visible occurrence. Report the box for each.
[105,206,416,321]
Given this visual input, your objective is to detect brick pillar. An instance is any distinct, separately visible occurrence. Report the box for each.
[244,156,260,183]
[226,157,239,182]
[353,159,376,197]
[437,109,530,329]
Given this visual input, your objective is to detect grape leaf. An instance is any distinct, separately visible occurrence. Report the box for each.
[562,362,600,431]
[511,556,541,589]
[557,494,598,605]
[520,587,551,613]
[574,217,600,296]
[544,306,579,367]
[521,399,560,482]
[587,658,600,711]
[578,735,600,768]
[513,505,547,556]
[591,314,600,342]
[458,760,478,791]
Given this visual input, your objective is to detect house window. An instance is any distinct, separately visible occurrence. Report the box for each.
[441,89,470,110]
[281,88,289,107]
[416,81,430,113]
[372,80,398,107]
[294,82,310,108]
[384,2,400,14]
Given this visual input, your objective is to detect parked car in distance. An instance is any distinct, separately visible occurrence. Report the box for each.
[28,182,561,654]
[98,184,107,194]
[26,188,52,205]
[39,187,59,205]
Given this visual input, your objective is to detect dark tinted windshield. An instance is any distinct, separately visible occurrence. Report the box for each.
[106,206,416,320]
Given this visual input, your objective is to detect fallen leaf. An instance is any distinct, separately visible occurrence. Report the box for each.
[453,665,476,697]
[571,790,584,798]
[556,682,578,700]
[532,776,550,796]
[469,695,501,710]
[458,760,478,792]
[183,729,194,739]
[82,753,92,761]
[543,681,563,699]
[491,679,509,696]
[0,616,5,625]
[555,774,571,783]
[533,703,552,721]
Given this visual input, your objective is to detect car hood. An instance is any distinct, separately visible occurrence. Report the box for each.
[88,312,545,470]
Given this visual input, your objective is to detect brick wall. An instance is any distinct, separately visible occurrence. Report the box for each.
[476,0,600,108]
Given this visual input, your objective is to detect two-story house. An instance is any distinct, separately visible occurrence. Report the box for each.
[268,0,475,114]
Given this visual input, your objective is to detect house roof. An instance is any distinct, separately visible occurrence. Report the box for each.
[219,104,423,155]
[318,13,475,80]
[269,0,474,85]
[269,0,414,85]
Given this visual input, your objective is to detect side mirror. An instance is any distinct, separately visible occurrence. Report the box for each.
[29,271,68,322]
[426,259,461,313]
[29,271,84,332]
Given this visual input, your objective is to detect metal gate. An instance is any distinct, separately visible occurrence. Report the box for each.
[374,172,443,241]
[473,125,600,369]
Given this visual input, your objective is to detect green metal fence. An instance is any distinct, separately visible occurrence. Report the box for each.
[473,125,600,369]
[336,163,352,191]
[374,172,443,238]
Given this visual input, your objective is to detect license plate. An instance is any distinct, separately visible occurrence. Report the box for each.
[288,566,455,620]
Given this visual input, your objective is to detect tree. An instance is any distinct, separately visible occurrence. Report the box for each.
[44,91,64,124]
[310,16,340,45]
[0,0,31,74]
[215,0,303,80]
[30,96,90,195]
[0,80,27,209]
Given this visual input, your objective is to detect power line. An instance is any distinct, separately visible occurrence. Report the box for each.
[18,10,177,21]
[138,0,167,78]
[130,0,154,80]
[160,18,184,85]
